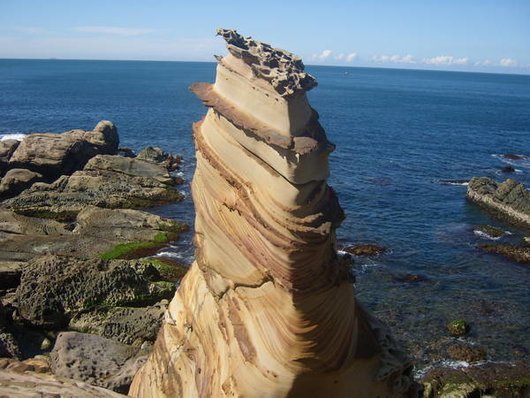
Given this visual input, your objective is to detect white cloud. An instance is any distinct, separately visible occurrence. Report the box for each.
[14,26,51,35]
[345,52,358,62]
[422,55,469,66]
[334,52,357,62]
[474,59,492,66]
[372,54,415,64]
[314,49,332,61]
[499,58,517,67]
[74,26,153,36]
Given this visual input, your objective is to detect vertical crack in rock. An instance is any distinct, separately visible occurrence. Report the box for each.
[130,29,413,397]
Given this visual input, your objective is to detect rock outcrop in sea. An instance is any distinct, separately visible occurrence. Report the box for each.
[467,177,530,227]
[130,29,412,397]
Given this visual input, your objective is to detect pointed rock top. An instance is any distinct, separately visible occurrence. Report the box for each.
[216,28,317,97]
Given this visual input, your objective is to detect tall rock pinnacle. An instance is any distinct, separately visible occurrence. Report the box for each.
[130,29,413,397]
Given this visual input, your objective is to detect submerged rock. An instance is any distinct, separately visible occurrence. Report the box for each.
[446,343,486,363]
[131,29,412,398]
[479,243,530,264]
[447,320,469,337]
[467,177,530,227]
[473,224,505,239]
[344,243,388,256]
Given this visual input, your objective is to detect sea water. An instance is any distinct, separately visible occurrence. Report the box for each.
[1,59,529,367]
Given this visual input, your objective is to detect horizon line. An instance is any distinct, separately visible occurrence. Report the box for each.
[1,57,529,77]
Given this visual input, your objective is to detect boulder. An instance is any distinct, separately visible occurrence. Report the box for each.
[344,243,387,256]
[467,177,530,227]
[15,255,175,329]
[7,155,183,220]
[137,146,182,171]
[50,331,146,394]
[0,139,20,176]
[69,301,168,346]
[479,243,530,263]
[0,168,43,199]
[8,120,118,179]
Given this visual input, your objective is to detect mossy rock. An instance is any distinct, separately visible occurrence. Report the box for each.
[475,224,505,239]
[447,320,469,337]
[99,232,177,260]
[140,257,189,282]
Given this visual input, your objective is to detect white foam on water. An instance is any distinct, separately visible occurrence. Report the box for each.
[0,133,26,141]
[473,229,502,240]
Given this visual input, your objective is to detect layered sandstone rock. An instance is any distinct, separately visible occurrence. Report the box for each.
[131,29,412,397]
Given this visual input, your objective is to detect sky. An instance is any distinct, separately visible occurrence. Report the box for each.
[0,0,529,74]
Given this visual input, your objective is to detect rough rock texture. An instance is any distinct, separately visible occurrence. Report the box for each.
[69,301,168,346]
[467,177,530,227]
[420,362,530,398]
[137,146,182,171]
[479,243,530,264]
[0,139,20,176]
[15,255,174,329]
[7,154,183,220]
[8,120,119,179]
[0,362,126,397]
[0,168,43,199]
[131,30,412,397]
[0,206,184,263]
[50,332,146,394]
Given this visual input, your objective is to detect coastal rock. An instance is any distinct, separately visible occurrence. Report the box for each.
[0,168,43,199]
[0,261,24,291]
[467,177,530,227]
[50,331,145,394]
[8,120,119,179]
[447,319,469,337]
[420,361,530,398]
[137,146,182,171]
[0,206,184,264]
[344,243,388,256]
[131,30,412,397]
[479,243,530,264]
[69,302,167,346]
[446,343,486,363]
[0,366,126,397]
[6,154,183,220]
[0,328,21,359]
[473,224,505,239]
[0,139,20,176]
[15,255,175,329]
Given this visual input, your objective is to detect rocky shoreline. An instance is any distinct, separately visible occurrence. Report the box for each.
[0,122,190,394]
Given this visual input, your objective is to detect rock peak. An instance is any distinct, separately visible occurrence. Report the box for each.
[216,28,317,96]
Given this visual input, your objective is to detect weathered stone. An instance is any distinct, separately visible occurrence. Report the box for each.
[479,243,530,264]
[446,343,486,363]
[7,155,183,220]
[467,177,530,227]
[344,243,388,256]
[447,320,469,337]
[0,367,127,397]
[137,146,182,171]
[0,139,20,176]
[15,255,175,329]
[8,120,118,179]
[50,331,145,394]
[0,168,43,199]
[131,30,412,398]
[0,261,24,291]
[69,302,167,346]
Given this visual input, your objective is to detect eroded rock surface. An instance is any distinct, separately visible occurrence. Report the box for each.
[467,177,530,227]
[7,154,183,220]
[8,120,119,179]
[131,30,412,398]
[15,255,174,329]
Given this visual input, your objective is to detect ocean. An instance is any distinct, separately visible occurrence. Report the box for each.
[1,59,529,369]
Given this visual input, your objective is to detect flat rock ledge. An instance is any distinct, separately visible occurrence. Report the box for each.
[467,177,530,227]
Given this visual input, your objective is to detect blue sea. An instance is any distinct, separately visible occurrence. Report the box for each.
[1,59,530,369]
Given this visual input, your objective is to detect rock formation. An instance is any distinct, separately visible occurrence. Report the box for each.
[467,177,530,227]
[130,29,412,397]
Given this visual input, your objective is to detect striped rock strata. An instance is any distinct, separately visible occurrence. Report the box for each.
[130,29,412,397]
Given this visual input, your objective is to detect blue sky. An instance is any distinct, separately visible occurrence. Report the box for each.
[0,0,529,73]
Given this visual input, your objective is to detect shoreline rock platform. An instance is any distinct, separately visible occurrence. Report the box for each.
[0,121,189,394]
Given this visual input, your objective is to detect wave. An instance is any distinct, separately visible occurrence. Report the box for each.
[0,133,26,141]
[436,179,469,186]
[473,229,502,240]
[492,153,530,169]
